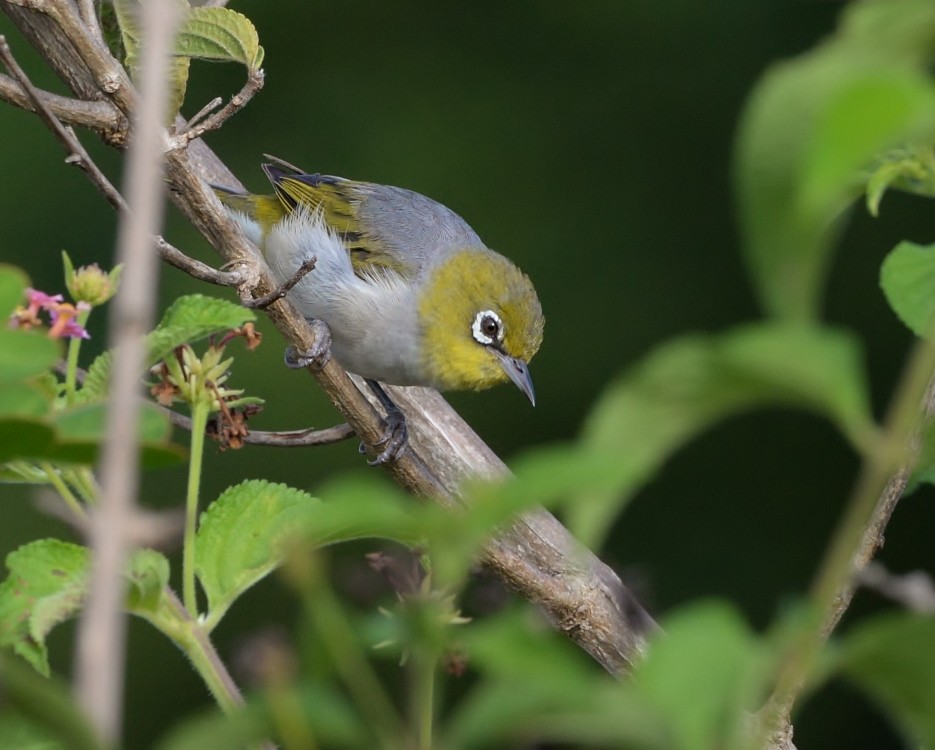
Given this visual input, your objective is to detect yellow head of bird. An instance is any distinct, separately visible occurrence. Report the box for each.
[417,248,544,403]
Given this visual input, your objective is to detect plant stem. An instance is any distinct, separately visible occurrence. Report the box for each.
[301,560,407,749]
[64,306,91,404]
[40,462,87,521]
[762,336,935,733]
[412,649,438,750]
[183,399,209,617]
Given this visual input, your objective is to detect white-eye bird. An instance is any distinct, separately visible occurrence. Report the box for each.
[215,157,545,460]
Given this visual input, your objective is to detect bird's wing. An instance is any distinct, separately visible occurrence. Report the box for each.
[262,157,483,281]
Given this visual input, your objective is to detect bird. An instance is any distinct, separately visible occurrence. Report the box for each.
[214,157,544,462]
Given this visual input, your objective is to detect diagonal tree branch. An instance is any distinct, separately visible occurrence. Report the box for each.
[1,0,657,676]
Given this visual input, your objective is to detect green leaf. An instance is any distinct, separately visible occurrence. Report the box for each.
[53,401,170,444]
[864,145,935,216]
[75,294,256,403]
[0,543,174,676]
[446,611,667,749]
[838,613,935,748]
[568,323,874,547]
[0,419,56,464]
[633,602,764,750]
[880,241,935,337]
[0,540,89,676]
[0,652,103,750]
[194,480,320,626]
[0,383,49,419]
[734,0,935,321]
[0,265,29,318]
[124,549,170,615]
[0,330,60,385]
[176,7,264,70]
[0,712,64,750]
[196,479,419,629]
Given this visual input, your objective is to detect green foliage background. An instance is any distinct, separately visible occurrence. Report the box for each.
[2,1,935,747]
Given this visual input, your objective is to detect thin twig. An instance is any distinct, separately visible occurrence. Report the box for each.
[759,344,935,739]
[0,35,126,212]
[170,70,264,148]
[244,257,317,309]
[74,0,184,741]
[154,236,246,286]
[162,404,355,447]
[0,70,124,131]
[179,95,222,133]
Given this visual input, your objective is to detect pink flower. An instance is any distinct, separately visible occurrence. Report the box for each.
[48,301,91,340]
[8,288,90,339]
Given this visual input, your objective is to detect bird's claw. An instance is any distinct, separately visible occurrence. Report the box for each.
[284,320,332,369]
[361,409,408,465]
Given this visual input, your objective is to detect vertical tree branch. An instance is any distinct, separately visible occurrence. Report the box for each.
[73,0,182,741]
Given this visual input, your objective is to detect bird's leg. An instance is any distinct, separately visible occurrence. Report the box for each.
[361,378,408,465]
[284,319,332,370]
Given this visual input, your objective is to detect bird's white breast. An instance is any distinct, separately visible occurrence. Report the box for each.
[262,209,425,384]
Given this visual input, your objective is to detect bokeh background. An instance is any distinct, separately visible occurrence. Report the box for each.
[2,1,935,747]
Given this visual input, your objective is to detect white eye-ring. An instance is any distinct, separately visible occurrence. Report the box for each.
[472,310,503,346]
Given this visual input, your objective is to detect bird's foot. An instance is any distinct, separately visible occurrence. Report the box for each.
[361,378,408,464]
[284,320,332,369]
[360,407,408,465]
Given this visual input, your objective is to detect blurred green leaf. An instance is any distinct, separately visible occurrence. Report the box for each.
[0,265,29,318]
[734,0,935,321]
[177,7,265,70]
[0,540,88,676]
[0,652,102,750]
[569,323,874,547]
[880,241,935,337]
[633,601,765,750]
[838,613,935,748]
[865,145,935,216]
[446,609,667,749]
[0,420,56,465]
[0,712,63,750]
[0,384,49,419]
[54,401,170,444]
[0,330,60,385]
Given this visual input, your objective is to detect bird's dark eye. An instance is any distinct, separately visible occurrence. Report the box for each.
[472,309,503,345]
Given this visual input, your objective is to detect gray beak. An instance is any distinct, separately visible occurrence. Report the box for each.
[492,348,536,406]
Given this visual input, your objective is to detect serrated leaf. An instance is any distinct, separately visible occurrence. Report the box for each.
[838,613,935,748]
[196,479,417,628]
[150,294,256,362]
[569,323,874,547]
[0,330,61,385]
[0,543,175,676]
[0,540,89,675]
[177,7,264,70]
[734,0,935,321]
[0,265,29,318]
[75,294,255,402]
[880,241,935,338]
[195,480,321,626]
